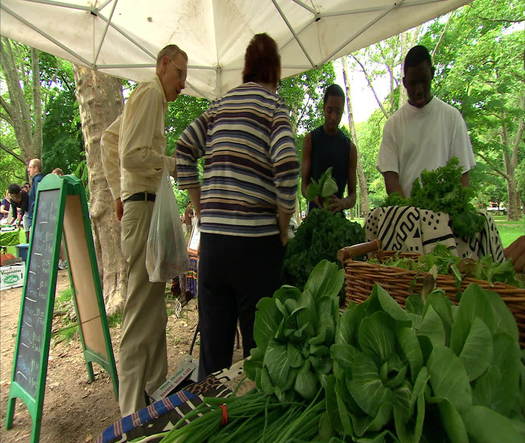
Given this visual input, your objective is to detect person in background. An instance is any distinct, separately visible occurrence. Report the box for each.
[505,236,525,273]
[7,184,29,233]
[176,33,298,380]
[52,168,64,176]
[377,45,475,197]
[22,182,30,194]
[0,191,11,224]
[26,158,45,242]
[102,44,188,416]
[302,84,357,212]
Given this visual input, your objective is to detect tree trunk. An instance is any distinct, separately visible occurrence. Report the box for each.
[73,65,126,314]
[31,48,42,159]
[342,56,370,216]
[0,38,40,161]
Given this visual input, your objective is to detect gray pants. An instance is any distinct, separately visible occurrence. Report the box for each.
[119,200,167,416]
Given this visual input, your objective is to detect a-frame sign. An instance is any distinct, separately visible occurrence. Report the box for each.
[5,174,118,442]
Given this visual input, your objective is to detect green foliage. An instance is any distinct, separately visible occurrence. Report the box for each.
[165,95,210,154]
[283,209,364,289]
[42,88,84,173]
[279,63,336,133]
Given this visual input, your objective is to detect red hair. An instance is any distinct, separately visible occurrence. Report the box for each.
[242,33,281,87]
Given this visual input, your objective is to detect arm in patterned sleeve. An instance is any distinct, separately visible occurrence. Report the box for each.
[269,102,299,214]
[175,108,211,189]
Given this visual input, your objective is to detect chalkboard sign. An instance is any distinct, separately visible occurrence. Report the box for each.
[14,189,59,397]
[5,175,118,443]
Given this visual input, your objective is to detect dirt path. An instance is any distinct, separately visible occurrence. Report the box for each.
[0,270,200,442]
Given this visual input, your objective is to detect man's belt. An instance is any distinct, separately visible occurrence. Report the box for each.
[123,192,156,203]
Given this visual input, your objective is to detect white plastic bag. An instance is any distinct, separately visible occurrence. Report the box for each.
[146,162,188,282]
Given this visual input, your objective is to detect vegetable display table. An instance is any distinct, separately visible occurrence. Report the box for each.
[365,206,505,261]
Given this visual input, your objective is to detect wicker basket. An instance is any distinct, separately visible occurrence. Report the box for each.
[337,239,525,347]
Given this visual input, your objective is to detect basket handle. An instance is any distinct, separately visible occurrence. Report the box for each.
[337,239,381,263]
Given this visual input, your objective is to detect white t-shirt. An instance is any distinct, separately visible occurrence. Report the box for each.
[377,97,475,196]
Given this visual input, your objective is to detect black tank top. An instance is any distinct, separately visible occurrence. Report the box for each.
[310,126,350,198]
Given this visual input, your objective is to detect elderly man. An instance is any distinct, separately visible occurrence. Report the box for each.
[102,44,188,415]
[26,158,45,242]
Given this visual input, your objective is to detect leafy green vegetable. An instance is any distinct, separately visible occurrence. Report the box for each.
[373,243,524,288]
[283,208,364,289]
[305,167,339,204]
[380,158,485,238]
[170,262,525,443]
[246,260,343,402]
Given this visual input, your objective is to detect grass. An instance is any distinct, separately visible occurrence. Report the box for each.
[52,287,124,343]
[495,216,525,248]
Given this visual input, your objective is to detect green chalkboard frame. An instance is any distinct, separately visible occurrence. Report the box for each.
[5,174,118,443]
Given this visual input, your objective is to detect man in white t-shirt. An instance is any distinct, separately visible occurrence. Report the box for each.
[377,45,475,197]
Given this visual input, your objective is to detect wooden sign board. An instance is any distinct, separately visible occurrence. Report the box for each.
[5,174,118,443]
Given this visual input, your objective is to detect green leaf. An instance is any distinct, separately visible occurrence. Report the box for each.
[417,305,446,347]
[335,378,354,436]
[348,352,390,417]
[294,360,318,400]
[459,317,493,381]
[260,366,274,395]
[376,285,411,323]
[405,294,424,315]
[437,398,469,443]
[410,367,429,412]
[325,375,342,434]
[451,284,518,354]
[303,260,344,303]
[427,345,472,412]
[287,343,303,368]
[253,297,281,349]
[463,405,524,443]
[358,311,396,362]
[263,340,289,389]
[426,291,453,342]
[394,390,425,443]
[397,326,423,381]
[473,333,522,416]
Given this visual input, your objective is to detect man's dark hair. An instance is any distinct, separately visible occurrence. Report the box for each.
[323,84,345,104]
[8,184,21,195]
[404,45,432,73]
[242,33,281,87]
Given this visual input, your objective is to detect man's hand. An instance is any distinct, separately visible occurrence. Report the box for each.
[504,235,525,273]
[115,198,124,221]
[327,195,354,213]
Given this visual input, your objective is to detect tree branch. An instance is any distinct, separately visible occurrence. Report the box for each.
[0,142,26,164]
[432,11,455,58]
[476,17,524,24]
[476,151,509,181]
[0,111,14,126]
[351,54,389,119]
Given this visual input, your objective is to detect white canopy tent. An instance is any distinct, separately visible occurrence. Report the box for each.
[1,0,471,99]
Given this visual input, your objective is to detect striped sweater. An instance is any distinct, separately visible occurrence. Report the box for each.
[176,82,298,237]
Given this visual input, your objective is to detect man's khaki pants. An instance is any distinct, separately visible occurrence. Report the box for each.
[119,200,167,416]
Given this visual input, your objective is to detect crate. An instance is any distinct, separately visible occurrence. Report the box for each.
[338,240,525,347]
